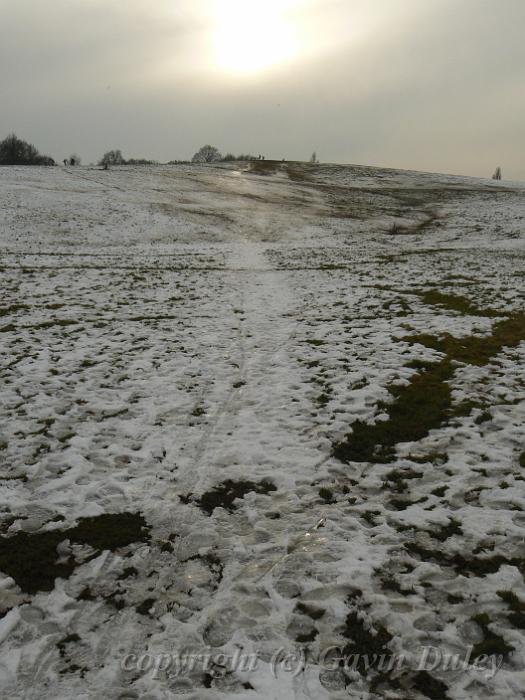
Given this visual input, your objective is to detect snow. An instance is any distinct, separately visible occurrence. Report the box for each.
[0,161,524,699]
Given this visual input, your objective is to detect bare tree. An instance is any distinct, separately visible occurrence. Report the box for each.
[69,154,81,166]
[192,145,222,163]
[492,166,502,181]
[99,149,126,167]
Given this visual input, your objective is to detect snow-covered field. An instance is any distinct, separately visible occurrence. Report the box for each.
[1,161,524,699]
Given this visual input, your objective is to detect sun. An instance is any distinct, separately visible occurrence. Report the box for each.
[213,0,299,76]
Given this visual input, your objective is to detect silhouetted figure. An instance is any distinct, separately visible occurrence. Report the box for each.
[492,166,502,181]
[63,159,68,166]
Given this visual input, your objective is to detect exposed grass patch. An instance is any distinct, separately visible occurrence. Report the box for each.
[34,319,77,330]
[295,602,326,620]
[317,263,348,270]
[497,591,525,629]
[315,392,330,407]
[419,290,500,317]
[56,633,88,677]
[471,613,514,658]
[475,409,492,425]
[389,496,427,511]
[384,467,423,493]
[0,304,29,317]
[405,542,525,578]
[128,315,179,322]
[334,311,525,464]
[80,359,96,368]
[402,312,525,366]
[450,399,485,419]
[408,452,448,465]
[0,512,150,594]
[388,222,406,235]
[430,518,463,542]
[333,360,454,463]
[380,574,415,596]
[295,628,318,643]
[361,510,381,526]
[136,598,156,616]
[341,604,393,676]
[249,160,280,176]
[318,487,334,503]
[184,479,277,516]
[411,671,451,700]
[431,485,448,497]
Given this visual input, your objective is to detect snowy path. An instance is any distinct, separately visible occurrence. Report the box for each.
[1,163,525,699]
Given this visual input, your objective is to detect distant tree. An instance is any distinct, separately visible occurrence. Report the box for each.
[309,152,318,164]
[0,133,54,165]
[126,158,157,165]
[222,153,236,162]
[192,145,222,163]
[492,166,502,181]
[69,154,81,166]
[99,150,125,167]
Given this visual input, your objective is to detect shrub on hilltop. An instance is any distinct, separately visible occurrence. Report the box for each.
[0,134,55,165]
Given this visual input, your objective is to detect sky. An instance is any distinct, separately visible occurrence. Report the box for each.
[1,0,524,179]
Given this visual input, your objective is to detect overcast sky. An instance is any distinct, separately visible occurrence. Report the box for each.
[1,0,524,179]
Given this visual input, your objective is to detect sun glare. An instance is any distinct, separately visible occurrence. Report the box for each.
[213,0,299,76]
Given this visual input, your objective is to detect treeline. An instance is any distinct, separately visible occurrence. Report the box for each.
[191,145,259,163]
[0,134,55,166]
[98,150,158,167]
[0,135,309,168]
[98,147,260,166]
